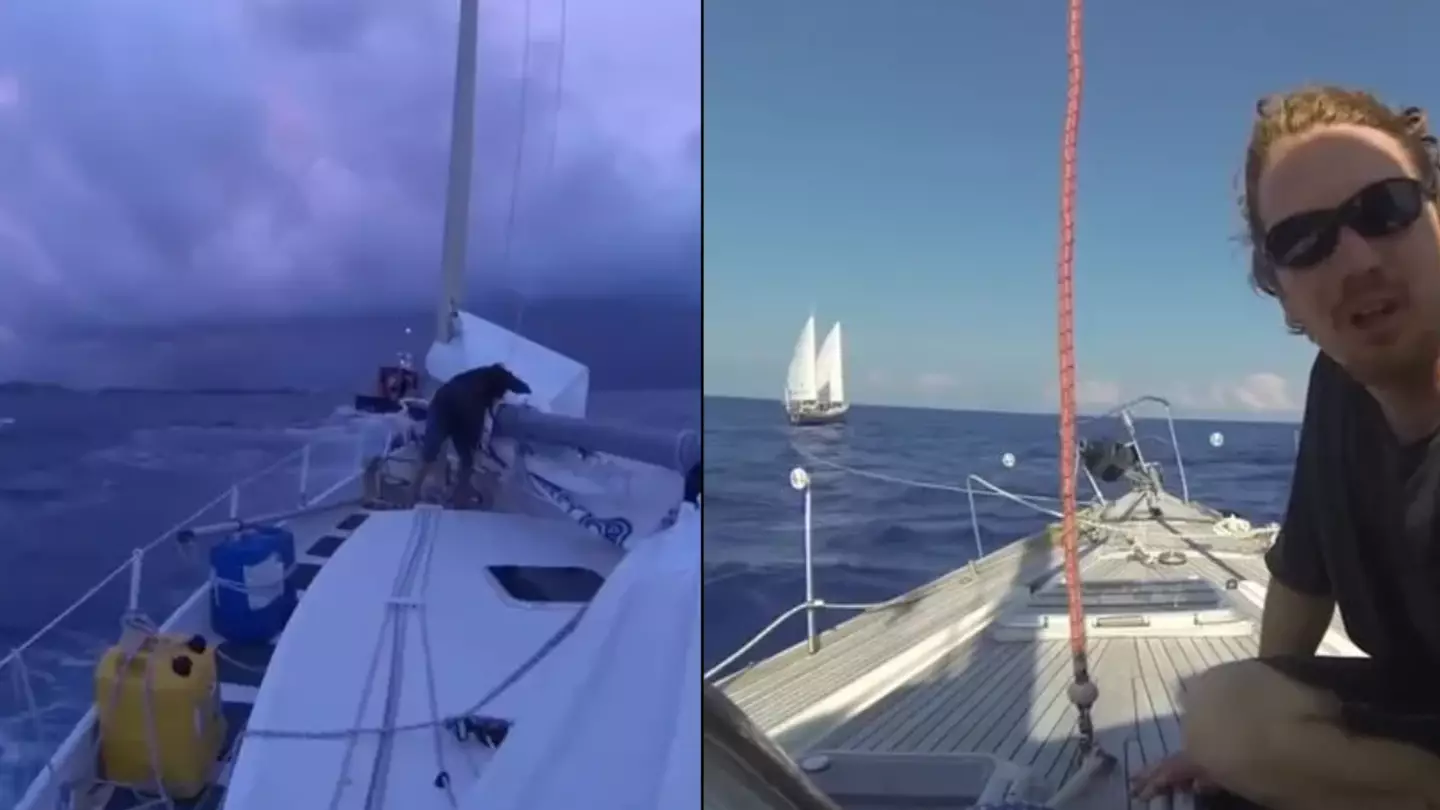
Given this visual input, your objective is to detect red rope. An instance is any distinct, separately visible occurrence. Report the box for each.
[1057,0,1096,744]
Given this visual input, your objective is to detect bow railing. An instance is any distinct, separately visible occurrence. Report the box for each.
[0,422,395,803]
[704,397,1205,683]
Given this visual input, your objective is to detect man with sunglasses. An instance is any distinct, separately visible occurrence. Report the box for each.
[1133,87,1440,810]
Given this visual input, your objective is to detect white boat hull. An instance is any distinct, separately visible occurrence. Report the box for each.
[785,401,849,426]
[10,408,695,810]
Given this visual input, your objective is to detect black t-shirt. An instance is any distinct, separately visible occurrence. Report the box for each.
[1266,352,1440,673]
[431,365,527,438]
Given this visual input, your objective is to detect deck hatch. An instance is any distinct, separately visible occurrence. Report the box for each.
[994,577,1251,641]
[1028,578,1221,611]
[488,565,605,603]
[798,751,1026,810]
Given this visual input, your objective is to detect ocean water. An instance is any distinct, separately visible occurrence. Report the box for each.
[702,395,1300,676]
[0,384,697,804]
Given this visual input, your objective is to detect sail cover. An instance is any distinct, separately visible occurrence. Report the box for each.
[457,503,700,810]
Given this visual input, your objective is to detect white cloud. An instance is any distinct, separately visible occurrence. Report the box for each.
[1226,372,1298,412]
[916,371,957,392]
[1044,378,1123,410]
[1077,379,1122,408]
[1169,372,1300,414]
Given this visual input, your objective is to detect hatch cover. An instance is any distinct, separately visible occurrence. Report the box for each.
[1028,578,1222,611]
[992,578,1252,641]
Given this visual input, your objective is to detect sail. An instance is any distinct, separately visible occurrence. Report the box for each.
[786,316,818,403]
[458,504,700,810]
[815,322,845,405]
[426,310,590,417]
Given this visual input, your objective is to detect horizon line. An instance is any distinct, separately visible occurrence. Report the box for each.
[703,393,1301,425]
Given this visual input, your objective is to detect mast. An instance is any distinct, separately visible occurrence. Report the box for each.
[435,0,482,344]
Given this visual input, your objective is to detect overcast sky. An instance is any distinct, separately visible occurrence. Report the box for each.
[0,0,699,349]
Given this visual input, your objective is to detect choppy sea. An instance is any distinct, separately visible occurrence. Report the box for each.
[0,386,1297,802]
[0,384,697,805]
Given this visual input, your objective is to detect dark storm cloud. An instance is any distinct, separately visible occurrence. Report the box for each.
[0,0,698,343]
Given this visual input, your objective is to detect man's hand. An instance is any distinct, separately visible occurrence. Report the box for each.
[1130,753,1214,801]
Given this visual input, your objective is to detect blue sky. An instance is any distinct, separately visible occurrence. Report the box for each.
[704,0,1440,418]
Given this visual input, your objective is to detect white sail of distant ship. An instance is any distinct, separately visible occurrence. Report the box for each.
[785,315,818,404]
[815,322,845,405]
[783,315,849,425]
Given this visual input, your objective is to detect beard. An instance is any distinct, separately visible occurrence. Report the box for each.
[1327,323,1440,391]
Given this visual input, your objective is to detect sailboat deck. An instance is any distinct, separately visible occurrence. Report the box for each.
[823,633,1259,791]
[78,505,373,810]
[816,548,1263,803]
[719,493,1348,808]
[720,534,1069,734]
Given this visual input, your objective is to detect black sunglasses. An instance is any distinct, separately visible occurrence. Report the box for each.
[1262,177,1434,270]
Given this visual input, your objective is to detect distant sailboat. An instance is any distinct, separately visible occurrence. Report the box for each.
[784,315,849,426]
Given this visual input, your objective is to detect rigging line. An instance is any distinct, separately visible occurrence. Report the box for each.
[789,442,1070,504]
[364,510,433,809]
[1056,0,1099,754]
[499,0,538,359]
[512,0,569,343]
[416,513,466,798]
[788,442,1260,544]
[326,518,414,810]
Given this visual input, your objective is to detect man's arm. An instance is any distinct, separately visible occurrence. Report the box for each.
[1259,579,1334,657]
[505,371,532,396]
[1259,352,1337,657]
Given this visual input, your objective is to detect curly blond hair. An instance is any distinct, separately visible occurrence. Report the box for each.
[1240,87,1438,333]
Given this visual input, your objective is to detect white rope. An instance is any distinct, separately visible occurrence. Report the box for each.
[284,505,578,805]
[244,599,587,742]
[1214,514,1278,537]
[330,506,432,810]
[8,650,44,757]
[416,510,469,794]
[207,563,300,595]
[325,555,393,810]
